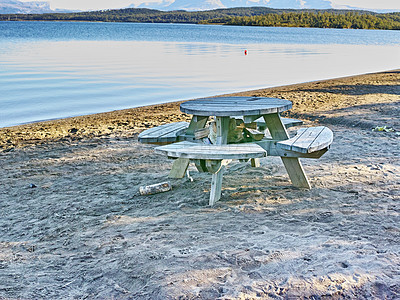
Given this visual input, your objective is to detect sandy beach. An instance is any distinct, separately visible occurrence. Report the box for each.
[0,70,399,299]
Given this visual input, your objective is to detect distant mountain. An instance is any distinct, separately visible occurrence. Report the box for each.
[133,0,334,11]
[1,0,398,14]
[0,0,73,14]
[0,0,52,14]
[132,0,399,13]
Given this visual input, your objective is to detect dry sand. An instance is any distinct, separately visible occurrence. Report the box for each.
[0,70,399,299]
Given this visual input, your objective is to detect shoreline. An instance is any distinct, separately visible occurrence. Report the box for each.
[1,69,399,152]
[1,69,399,298]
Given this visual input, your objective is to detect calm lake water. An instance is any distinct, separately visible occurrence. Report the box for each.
[0,21,399,128]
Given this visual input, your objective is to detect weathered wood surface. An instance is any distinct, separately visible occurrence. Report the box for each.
[256,140,328,159]
[194,127,210,140]
[262,113,311,189]
[155,141,267,160]
[185,115,208,136]
[257,117,303,129]
[180,97,292,117]
[281,157,311,189]
[139,182,172,195]
[210,167,225,206]
[216,116,230,145]
[243,128,264,141]
[277,126,333,154]
[169,158,190,178]
[138,122,189,144]
[251,158,261,168]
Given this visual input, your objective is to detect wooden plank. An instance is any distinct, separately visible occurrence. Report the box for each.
[156,141,198,151]
[307,127,333,153]
[281,157,311,189]
[277,126,333,153]
[209,166,225,206]
[155,142,267,160]
[138,122,189,143]
[183,98,286,105]
[154,123,188,138]
[262,113,289,140]
[180,97,292,117]
[169,158,190,179]
[194,127,210,139]
[139,122,188,138]
[158,126,189,143]
[243,128,265,141]
[282,118,304,128]
[256,140,328,159]
[216,116,230,145]
[290,127,325,153]
[251,158,260,168]
[253,117,303,128]
[185,115,208,136]
[234,116,303,130]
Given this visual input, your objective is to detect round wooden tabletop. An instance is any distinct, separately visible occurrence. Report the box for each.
[180,97,292,117]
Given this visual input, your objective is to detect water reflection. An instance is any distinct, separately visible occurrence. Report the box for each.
[0,40,399,127]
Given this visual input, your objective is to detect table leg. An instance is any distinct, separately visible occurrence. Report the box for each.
[185,115,208,136]
[281,157,311,189]
[169,158,190,178]
[251,158,260,168]
[263,113,311,189]
[210,166,225,206]
[216,116,230,145]
[206,116,231,205]
[169,115,208,178]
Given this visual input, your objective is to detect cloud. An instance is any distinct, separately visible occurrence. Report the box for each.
[330,0,400,10]
[19,0,137,11]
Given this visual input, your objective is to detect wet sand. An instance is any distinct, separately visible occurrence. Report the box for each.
[0,70,399,299]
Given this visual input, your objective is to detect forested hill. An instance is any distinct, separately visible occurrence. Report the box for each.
[1,7,399,30]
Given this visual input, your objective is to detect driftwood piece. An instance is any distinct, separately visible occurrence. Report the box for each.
[139,182,172,195]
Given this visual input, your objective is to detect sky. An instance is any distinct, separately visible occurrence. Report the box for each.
[18,0,400,12]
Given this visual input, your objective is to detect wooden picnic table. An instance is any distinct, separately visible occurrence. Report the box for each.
[179,97,308,203]
[140,96,333,205]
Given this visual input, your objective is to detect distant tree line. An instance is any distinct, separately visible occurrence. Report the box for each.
[1,7,399,30]
[223,11,400,30]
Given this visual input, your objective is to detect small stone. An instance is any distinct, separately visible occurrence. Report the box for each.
[68,128,78,134]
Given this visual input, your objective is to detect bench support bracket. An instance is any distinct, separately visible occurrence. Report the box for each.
[185,115,208,136]
[263,113,311,189]
[169,158,190,179]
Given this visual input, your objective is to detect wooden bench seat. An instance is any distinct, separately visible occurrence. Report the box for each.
[155,141,266,160]
[138,117,303,145]
[155,141,267,206]
[138,121,189,144]
[277,126,333,154]
[256,117,303,129]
